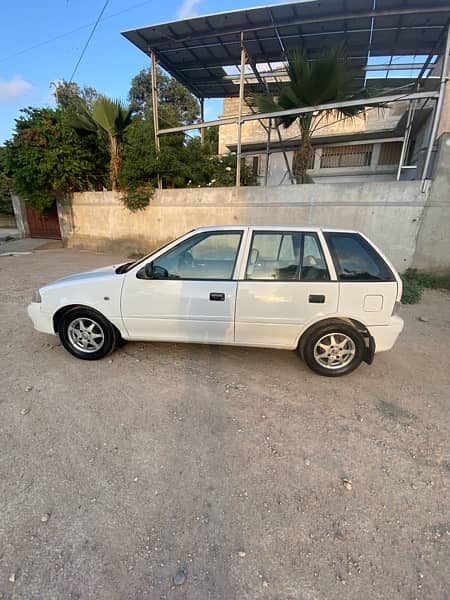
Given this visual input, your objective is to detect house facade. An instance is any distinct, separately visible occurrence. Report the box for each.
[218,96,432,185]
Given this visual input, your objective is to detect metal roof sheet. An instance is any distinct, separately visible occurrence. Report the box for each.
[122,1,450,98]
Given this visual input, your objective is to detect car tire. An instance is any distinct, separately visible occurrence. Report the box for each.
[58,307,117,360]
[302,321,365,377]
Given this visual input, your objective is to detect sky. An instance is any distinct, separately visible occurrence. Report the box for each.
[0,0,293,144]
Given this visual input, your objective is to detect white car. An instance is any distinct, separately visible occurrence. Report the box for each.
[28,226,404,376]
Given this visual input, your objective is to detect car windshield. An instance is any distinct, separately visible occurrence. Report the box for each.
[115,232,193,274]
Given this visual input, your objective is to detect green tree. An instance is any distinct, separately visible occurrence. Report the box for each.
[69,96,135,191]
[254,51,368,183]
[128,67,200,124]
[119,106,189,190]
[120,115,255,191]
[203,126,219,155]
[181,138,256,188]
[0,147,13,215]
[4,107,108,211]
[51,80,98,111]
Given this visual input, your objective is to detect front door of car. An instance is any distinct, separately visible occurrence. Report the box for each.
[121,230,244,344]
[235,231,339,348]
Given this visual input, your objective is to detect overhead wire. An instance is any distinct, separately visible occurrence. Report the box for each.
[0,0,156,65]
[68,0,111,82]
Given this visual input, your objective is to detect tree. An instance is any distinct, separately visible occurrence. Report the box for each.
[119,110,186,190]
[128,67,200,124]
[254,51,369,183]
[69,96,135,191]
[0,147,13,215]
[4,107,108,211]
[203,126,219,155]
[51,80,98,111]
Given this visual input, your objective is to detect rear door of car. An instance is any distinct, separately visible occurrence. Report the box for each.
[234,229,339,348]
[323,231,400,325]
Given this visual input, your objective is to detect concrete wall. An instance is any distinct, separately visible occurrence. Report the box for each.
[413,133,450,274]
[0,214,16,228]
[62,181,428,272]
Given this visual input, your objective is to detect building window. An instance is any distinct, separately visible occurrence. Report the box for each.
[320,144,373,168]
[378,142,402,165]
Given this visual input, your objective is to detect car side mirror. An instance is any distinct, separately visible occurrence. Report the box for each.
[145,262,154,278]
[146,263,169,279]
[137,262,169,280]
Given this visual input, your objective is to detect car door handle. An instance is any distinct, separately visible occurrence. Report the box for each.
[210,292,225,301]
[309,294,325,303]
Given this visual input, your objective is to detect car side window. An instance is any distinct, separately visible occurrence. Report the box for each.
[151,232,242,280]
[301,234,330,281]
[246,232,303,280]
[324,232,394,281]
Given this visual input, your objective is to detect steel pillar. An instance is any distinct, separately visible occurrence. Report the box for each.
[150,50,161,189]
[236,32,246,187]
[396,99,416,181]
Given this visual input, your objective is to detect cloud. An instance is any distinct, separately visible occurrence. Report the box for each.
[0,76,33,102]
[176,0,203,18]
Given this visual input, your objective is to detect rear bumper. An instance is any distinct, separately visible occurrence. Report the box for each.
[368,316,404,353]
[27,303,55,335]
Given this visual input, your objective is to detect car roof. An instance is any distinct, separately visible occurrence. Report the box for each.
[191,225,359,234]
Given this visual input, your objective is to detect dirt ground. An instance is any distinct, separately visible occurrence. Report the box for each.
[0,248,449,600]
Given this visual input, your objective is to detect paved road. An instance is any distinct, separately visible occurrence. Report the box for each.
[1,248,449,599]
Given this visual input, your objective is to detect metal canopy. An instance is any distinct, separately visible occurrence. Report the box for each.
[122,0,450,98]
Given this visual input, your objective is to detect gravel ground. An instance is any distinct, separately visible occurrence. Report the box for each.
[1,248,449,600]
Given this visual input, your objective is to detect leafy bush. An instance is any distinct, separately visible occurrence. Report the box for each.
[121,186,154,212]
[401,269,450,304]
[4,107,108,211]
[401,273,423,304]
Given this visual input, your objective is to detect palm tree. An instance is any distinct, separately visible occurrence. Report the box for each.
[254,51,369,184]
[70,96,134,191]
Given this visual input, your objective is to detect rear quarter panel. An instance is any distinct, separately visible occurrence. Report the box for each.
[337,281,398,325]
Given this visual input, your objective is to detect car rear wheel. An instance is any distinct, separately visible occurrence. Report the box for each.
[302,322,365,377]
[58,308,117,360]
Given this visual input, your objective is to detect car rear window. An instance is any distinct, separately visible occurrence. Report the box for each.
[324,232,394,282]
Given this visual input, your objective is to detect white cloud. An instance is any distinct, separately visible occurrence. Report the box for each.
[176,0,203,18]
[0,76,33,102]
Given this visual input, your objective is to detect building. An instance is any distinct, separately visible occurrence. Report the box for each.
[219,97,431,184]
[123,0,450,188]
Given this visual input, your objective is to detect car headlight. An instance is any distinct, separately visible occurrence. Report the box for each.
[32,289,42,303]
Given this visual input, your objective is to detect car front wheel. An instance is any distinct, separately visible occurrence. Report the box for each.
[302,322,365,377]
[58,308,117,360]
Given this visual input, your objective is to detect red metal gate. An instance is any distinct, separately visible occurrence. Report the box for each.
[26,203,61,240]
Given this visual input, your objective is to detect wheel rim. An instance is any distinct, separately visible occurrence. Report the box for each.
[313,332,356,370]
[67,317,105,353]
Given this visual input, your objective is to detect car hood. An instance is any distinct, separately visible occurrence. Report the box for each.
[42,264,123,289]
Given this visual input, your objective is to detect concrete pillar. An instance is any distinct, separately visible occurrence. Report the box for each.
[413,132,450,274]
[438,79,450,136]
[56,196,74,247]
[11,194,29,239]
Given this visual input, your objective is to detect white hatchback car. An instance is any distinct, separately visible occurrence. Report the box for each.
[28,226,404,376]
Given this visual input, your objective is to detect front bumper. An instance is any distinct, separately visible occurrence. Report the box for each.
[368,316,404,353]
[27,303,55,335]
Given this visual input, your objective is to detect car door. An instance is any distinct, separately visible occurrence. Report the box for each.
[323,231,400,324]
[235,230,339,349]
[121,230,244,344]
